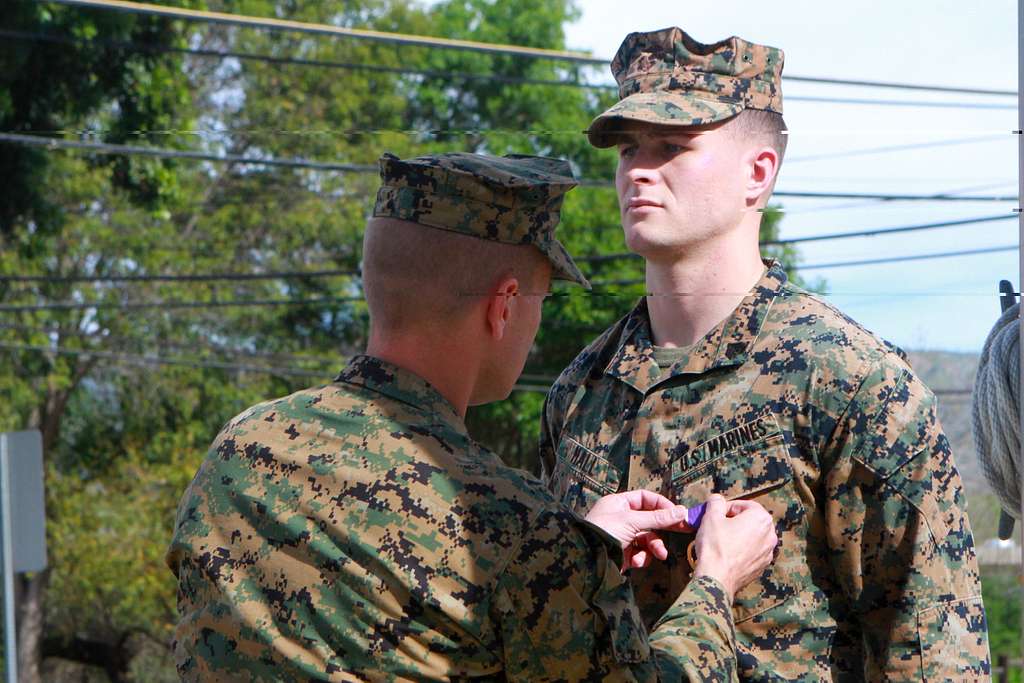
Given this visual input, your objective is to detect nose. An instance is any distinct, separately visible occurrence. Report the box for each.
[621,149,658,186]
[626,165,655,185]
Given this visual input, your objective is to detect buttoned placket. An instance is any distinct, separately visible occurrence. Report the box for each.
[603,264,787,492]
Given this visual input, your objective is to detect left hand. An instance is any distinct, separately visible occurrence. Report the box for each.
[584,489,695,571]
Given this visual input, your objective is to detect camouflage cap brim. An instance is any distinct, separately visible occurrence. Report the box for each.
[586,92,743,148]
[541,237,591,289]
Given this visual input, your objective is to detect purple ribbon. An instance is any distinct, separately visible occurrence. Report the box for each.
[686,502,707,529]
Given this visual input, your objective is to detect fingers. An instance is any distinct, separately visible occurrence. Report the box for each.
[623,532,668,571]
[634,531,668,560]
[725,498,762,516]
[620,488,677,512]
[627,505,690,532]
[627,549,649,569]
[703,493,729,519]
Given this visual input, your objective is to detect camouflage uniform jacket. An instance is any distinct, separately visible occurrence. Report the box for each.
[166,355,740,682]
[540,263,991,681]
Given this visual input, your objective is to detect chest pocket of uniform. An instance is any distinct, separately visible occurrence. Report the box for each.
[548,438,621,515]
[669,415,806,623]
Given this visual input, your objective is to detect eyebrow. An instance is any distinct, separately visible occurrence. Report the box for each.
[616,132,703,145]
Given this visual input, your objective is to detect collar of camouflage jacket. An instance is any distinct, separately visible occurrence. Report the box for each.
[335,354,467,435]
[604,261,788,393]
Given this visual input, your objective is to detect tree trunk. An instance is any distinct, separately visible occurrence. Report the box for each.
[15,570,48,683]
[41,630,133,683]
[16,351,96,679]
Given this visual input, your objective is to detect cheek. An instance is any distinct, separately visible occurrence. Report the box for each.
[528,303,544,338]
[615,168,629,210]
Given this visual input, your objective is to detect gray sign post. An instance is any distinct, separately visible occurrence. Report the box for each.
[0,431,48,683]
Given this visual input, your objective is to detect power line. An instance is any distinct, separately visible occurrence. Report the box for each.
[795,244,1018,271]
[49,0,605,63]
[2,133,1017,202]
[0,321,344,367]
[0,268,359,284]
[0,340,545,392]
[785,74,1013,97]
[577,214,1017,264]
[5,213,1015,289]
[0,29,602,93]
[786,135,1009,164]
[0,341,330,378]
[780,95,1013,111]
[3,29,1013,112]
[765,214,1015,246]
[762,190,1015,201]
[0,295,364,313]
[589,244,1018,287]
[0,132,376,173]
[49,0,1018,97]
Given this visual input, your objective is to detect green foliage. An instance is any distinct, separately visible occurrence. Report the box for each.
[0,0,200,233]
[0,0,820,678]
[981,568,1022,682]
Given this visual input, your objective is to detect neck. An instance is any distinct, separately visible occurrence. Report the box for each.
[365,325,480,418]
[644,222,765,347]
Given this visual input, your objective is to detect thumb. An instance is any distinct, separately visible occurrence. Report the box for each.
[625,505,689,532]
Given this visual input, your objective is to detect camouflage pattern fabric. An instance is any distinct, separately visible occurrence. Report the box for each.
[588,27,784,147]
[374,152,589,288]
[541,262,991,681]
[166,355,740,681]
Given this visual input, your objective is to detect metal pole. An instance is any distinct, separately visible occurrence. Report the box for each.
[0,438,17,683]
[1018,0,1024,663]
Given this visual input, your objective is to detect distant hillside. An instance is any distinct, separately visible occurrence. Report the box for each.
[905,350,1007,542]
[906,350,982,490]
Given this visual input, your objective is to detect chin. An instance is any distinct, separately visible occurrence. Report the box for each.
[624,231,683,260]
[468,384,513,407]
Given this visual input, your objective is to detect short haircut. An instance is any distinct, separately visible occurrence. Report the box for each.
[362,217,549,334]
[724,109,788,200]
[727,109,788,166]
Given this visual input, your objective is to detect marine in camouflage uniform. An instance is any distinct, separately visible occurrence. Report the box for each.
[541,28,991,681]
[166,152,743,681]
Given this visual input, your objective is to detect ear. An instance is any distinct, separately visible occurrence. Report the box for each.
[745,145,780,207]
[485,276,519,341]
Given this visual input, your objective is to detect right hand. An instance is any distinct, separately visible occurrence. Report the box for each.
[692,494,778,602]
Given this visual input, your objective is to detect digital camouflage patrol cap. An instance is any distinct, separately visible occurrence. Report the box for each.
[587,27,785,147]
[373,151,590,288]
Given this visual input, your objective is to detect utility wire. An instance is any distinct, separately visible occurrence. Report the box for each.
[2,29,1014,111]
[2,133,1017,202]
[577,214,1016,264]
[7,274,1022,315]
[48,0,1018,97]
[0,29,602,92]
[3,214,1014,284]
[0,268,359,284]
[0,340,545,392]
[796,244,1019,271]
[786,135,1009,164]
[0,341,330,378]
[767,215,1015,246]
[591,245,1019,287]
[780,95,1013,111]
[0,295,364,313]
[0,132,376,173]
[0,341,973,396]
[49,0,604,62]
[0,321,344,367]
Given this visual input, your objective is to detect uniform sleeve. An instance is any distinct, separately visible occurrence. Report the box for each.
[491,508,737,682]
[538,389,562,485]
[822,361,991,681]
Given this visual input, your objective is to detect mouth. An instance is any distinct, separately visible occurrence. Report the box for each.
[626,197,662,211]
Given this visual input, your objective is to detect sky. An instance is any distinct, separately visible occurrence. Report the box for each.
[562,0,1019,352]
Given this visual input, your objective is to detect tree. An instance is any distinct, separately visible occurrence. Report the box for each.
[0,1,817,678]
[0,1,204,677]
